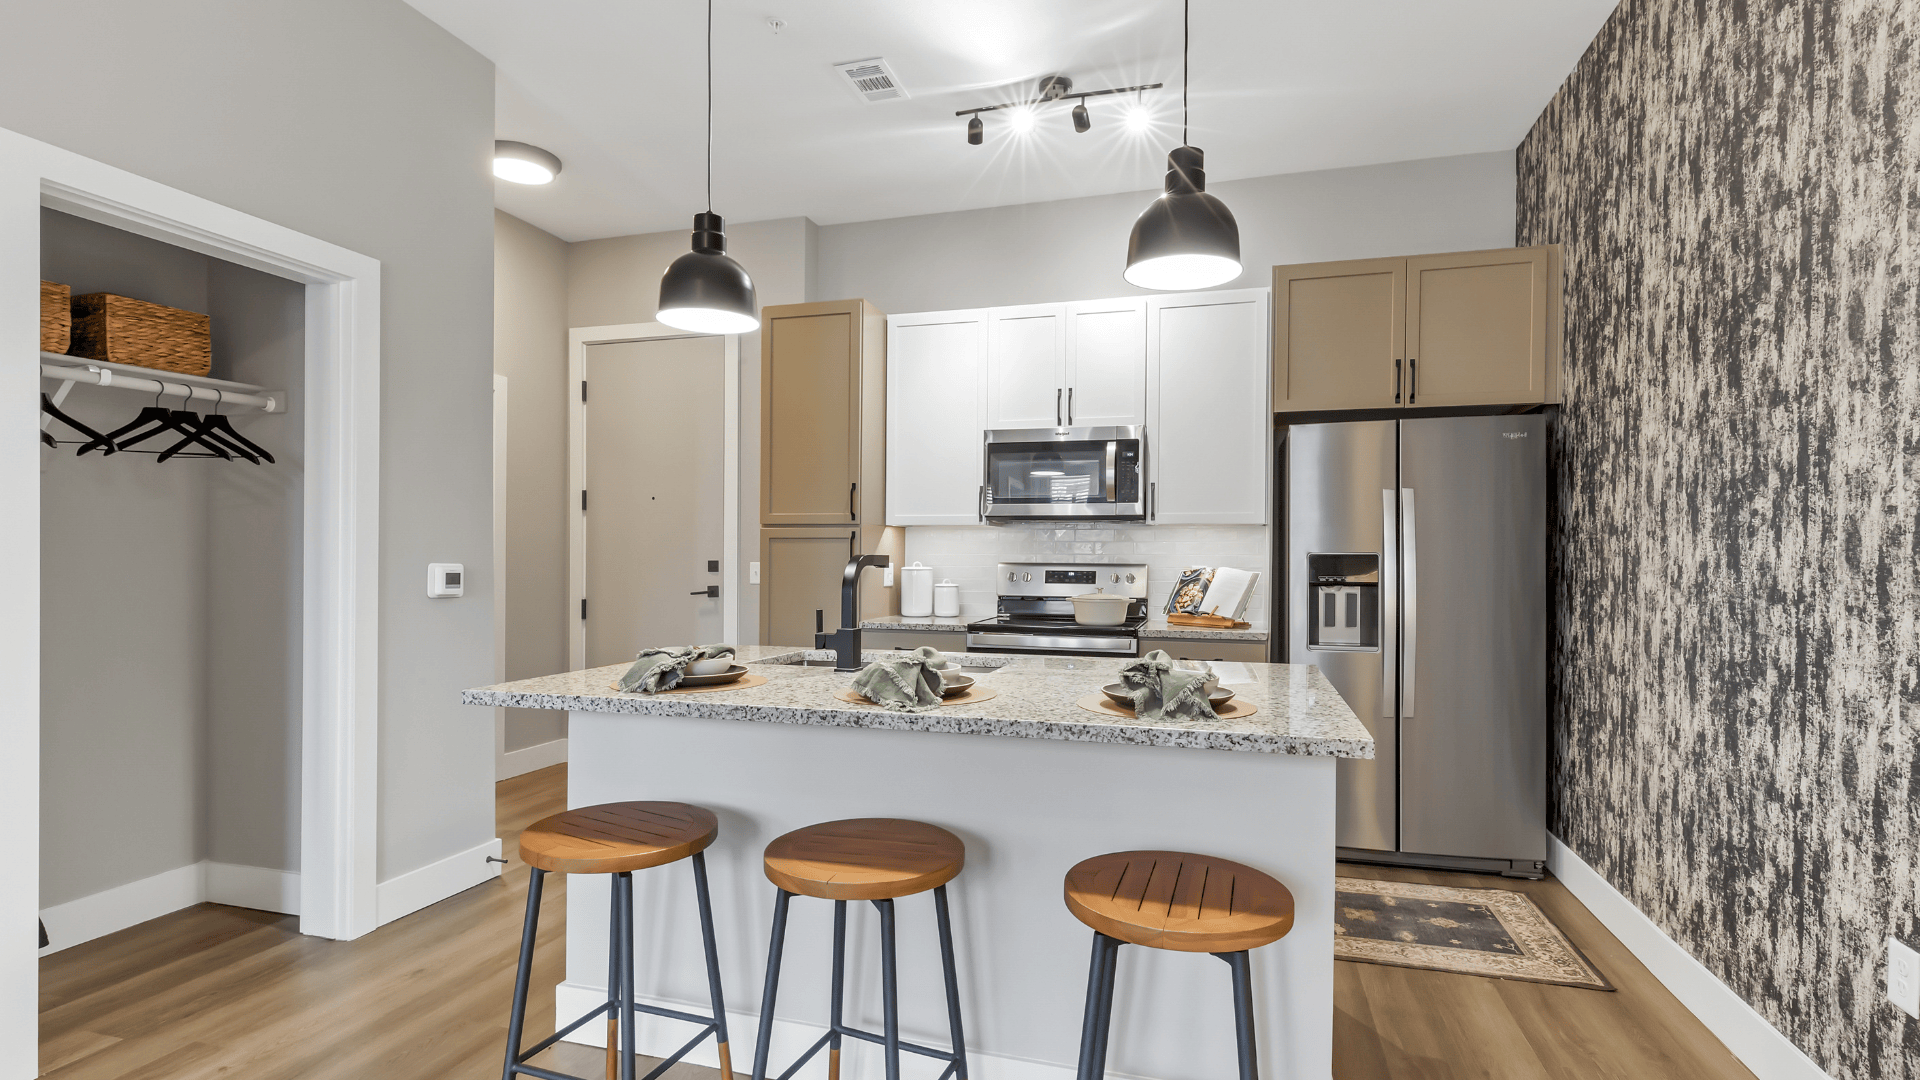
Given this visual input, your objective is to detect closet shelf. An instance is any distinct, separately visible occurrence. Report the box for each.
[40,351,284,413]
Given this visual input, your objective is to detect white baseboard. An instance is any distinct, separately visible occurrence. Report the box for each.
[498,736,568,780]
[39,859,301,956]
[1547,834,1830,1080]
[554,982,1092,1080]
[375,837,503,927]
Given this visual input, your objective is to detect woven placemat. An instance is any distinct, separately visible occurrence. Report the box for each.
[606,672,771,695]
[1074,692,1257,720]
[836,684,999,707]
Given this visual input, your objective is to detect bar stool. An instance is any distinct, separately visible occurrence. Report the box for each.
[1064,851,1295,1080]
[501,801,734,1080]
[750,818,969,1080]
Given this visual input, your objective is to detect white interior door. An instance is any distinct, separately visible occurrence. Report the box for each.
[1065,298,1147,427]
[985,304,1066,428]
[584,337,726,668]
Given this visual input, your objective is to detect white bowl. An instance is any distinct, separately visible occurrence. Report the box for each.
[1069,591,1132,626]
[686,658,733,676]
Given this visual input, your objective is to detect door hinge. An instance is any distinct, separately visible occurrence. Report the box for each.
[581,380,588,403]
[581,489,588,513]
[580,598,587,620]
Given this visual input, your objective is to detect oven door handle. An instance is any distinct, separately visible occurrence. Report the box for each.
[1104,441,1117,503]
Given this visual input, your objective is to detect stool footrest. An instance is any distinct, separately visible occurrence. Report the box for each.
[512,997,721,1080]
[837,1024,962,1063]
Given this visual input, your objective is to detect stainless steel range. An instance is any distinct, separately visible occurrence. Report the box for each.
[965,562,1150,657]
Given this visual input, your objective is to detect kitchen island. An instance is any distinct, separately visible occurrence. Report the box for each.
[464,647,1370,1080]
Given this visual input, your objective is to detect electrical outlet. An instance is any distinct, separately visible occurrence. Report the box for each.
[750,561,761,585]
[1890,937,1919,1017]
[883,567,894,587]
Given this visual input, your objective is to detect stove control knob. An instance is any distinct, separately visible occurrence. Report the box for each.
[1110,572,1120,583]
[1125,573,1136,584]
[1022,572,1032,582]
[1007,571,1016,581]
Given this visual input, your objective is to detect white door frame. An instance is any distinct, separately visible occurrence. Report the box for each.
[0,125,383,1066]
[493,373,511,777]
[568,323,740,669]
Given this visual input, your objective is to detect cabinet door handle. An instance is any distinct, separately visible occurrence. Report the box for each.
[849,531,857,561]
[849,482,857,521]
[978,483,987,522]
[1393,359,1402,404]
[1056,387,1063,426]
[1149,481,1157,521]
[1066,387,1074,425]
[1408,358,1417,405]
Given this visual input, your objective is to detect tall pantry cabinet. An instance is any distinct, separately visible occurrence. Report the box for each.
[759,299,899,647]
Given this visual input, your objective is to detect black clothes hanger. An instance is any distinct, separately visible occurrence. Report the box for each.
[40,393,113,453]
[106,384,232,460]
[77,384,173,455]
[159,390,271,464]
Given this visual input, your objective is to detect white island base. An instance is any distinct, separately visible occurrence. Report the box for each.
[552,709,1337,1080]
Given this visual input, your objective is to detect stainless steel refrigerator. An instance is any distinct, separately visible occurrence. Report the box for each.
[1281,414,1546,876]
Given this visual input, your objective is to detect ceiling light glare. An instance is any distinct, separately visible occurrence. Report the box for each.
[1124,106,1152,134]
[1010,107,1036,135]
[493,140,562,185]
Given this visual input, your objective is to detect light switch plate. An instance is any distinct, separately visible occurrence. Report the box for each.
[883,567,894,587]
[1889,937,1918,1017]
[750,562,761,585]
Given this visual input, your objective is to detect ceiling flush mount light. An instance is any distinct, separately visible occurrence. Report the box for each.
[956,74,1162,146]
[1124,0,1241,290]
[658,0,759,335]
[493,141,562,185]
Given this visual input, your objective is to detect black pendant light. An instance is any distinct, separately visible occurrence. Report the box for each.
[1124,0,1241,291]
[657,0,759,334]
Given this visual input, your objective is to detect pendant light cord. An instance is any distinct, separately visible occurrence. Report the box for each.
[1182,0,1189,147]
[706,0,713,213]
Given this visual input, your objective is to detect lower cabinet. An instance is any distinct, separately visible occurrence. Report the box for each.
[1138,637,1271,664]
[760,526,900,647]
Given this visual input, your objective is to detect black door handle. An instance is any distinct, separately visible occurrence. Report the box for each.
[690,586,719,598]
[1066,387,1074,425]
[1408,358,1417,404]
[1394,358,1402,404]
[849,482,857,521]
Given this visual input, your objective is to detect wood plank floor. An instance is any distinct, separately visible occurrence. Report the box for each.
[37,764,1753,1079]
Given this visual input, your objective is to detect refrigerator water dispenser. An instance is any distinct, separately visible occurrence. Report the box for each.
[1307,553,1379,650]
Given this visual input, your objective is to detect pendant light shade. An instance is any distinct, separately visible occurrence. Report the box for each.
[657,0,759,335]
[1124,146,1241,290]
[658,212,758,334]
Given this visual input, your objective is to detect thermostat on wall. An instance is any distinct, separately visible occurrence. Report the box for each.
[428,563,464,598]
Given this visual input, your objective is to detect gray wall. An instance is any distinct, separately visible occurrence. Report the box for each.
[1518,2,1919,1076]
[494,211,569,751]
[0,0,497,883]
[39,210,305,905]
[567,217,817,645]
[816,151,1516,313]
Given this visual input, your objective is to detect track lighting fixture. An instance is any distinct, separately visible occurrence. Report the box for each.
[1124,0,1241,290]
[957,76,1161,146]
[657,0,759,335]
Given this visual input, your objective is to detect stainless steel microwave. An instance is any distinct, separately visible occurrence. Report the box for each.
[982,426,1146,521]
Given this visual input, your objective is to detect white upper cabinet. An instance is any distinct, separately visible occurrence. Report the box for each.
[886,310,988,525]
[985,304,1066,428]
[1147,289,1271,525]
[1063,298,1147,427]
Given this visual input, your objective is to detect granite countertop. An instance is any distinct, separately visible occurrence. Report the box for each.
[461,645,1370,759]
[861,614,975,631]
[1138,617,1269,642]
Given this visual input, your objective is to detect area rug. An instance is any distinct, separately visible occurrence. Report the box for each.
[1333,876,1612,990]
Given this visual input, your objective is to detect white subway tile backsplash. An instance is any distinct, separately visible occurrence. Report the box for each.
[903,523,1270,627]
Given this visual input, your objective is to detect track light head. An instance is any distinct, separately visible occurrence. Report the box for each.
[1072,102,1091,133]
[967,115,983,145]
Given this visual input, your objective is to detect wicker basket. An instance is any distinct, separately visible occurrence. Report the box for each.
[70,293,211,376]
[40,281,70,354]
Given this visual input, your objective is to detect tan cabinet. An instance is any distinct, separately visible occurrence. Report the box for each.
[761,300,886,526]
[1273,246,1560,412]
[759,526,900,647]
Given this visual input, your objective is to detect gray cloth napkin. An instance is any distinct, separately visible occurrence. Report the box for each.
[618,643,737,694]
[850,646,947,713]
[1118,649,1219,721]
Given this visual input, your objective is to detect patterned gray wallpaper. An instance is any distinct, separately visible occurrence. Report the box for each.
[1517,1,1920,1075]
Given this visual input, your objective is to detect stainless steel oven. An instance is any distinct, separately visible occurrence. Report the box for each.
[982,426,1146,521]
[966,563,1150,657]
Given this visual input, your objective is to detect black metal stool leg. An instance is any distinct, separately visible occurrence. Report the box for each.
[751,890,793,1080]
[691,853,734,1080]
[829,900,847,1080]
[617,872,637,1080]
[607,881,623,1080]
[1089,934,1120,1080]
[932,885,969,1079]
[501,868,546,1080]
[1221,950,1257,1080]
[874,899,901,1080]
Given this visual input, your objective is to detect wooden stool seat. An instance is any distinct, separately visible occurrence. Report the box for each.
[1064,850,1295,953]
[763,818,965,901]
[519,801,718,875]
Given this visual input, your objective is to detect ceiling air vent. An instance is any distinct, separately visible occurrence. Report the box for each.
[833,57,909,103]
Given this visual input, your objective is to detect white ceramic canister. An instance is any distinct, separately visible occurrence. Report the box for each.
[933,580,962,618]
[899,561,935,618]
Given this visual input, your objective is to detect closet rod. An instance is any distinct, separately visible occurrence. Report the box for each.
[39,359,283,413]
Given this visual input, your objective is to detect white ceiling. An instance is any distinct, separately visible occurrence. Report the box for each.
[405,0,1618,242]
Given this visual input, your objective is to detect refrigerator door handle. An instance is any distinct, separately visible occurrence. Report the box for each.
[1400,486,1416,719]
[1381,488,1398,719]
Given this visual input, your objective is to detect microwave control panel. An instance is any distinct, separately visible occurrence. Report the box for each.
[1115,443,1141,503]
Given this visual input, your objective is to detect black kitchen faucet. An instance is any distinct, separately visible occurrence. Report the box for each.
[816,553,891,672]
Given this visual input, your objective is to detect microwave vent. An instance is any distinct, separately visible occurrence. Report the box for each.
[833,58,909,103]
